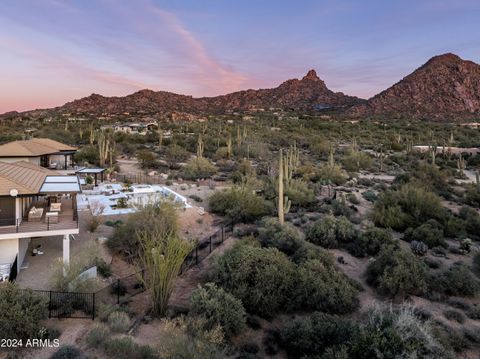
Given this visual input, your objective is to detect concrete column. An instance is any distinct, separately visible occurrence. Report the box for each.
[63,234,70,276]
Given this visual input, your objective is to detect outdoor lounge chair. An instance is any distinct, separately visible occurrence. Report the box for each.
[50,203,62,212]
[45,211,59,224]
[28,207,44,222]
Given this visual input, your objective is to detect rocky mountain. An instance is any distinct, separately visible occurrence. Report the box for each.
[8,70,363,118]
[349,53,480,120]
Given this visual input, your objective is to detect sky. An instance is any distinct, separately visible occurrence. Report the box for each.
[1,0,480,113]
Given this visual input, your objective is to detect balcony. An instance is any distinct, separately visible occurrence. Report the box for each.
[0,197,78,237]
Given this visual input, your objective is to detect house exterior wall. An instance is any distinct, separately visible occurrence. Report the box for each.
[0,238,19,266]
[18,237,30,271]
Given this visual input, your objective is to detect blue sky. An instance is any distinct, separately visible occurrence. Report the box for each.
[0,0,479,112]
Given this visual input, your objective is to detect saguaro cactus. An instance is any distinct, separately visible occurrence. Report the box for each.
[457,155,466,177]
[196,134,204,158]
[278,149,291,225]
[226,134,233,159]
[97,131,110,168]
[282,142,300,183]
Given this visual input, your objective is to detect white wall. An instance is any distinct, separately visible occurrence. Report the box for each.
[0,238,19,266]
[18,237,30,271]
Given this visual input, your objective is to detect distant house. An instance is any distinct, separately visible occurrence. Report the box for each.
[103,122,158,136]
[0,161,81,280]
[0,138,77,170]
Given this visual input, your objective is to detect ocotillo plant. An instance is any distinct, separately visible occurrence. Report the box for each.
[196,134,204,158]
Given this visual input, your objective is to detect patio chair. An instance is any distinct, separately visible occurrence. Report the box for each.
[50,203,62,212]
[28,207,44,222]
[45,211,59,224]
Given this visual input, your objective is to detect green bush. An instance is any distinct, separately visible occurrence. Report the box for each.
[444,309,465,323]
[349,306,447,358]
[366,245,428,298]
[209,185,272,224]
[285,178,316,207]
[49,345,85,359]
[403,220,447,248]
[281,312,356,358]
[293,259,359,314]
[86,323,110,348]
[317,164,346,185]
[189,283,246,337]
[0,283,48,341]
[362,190,377,203]
[181,157,217,180]
[103,337,138,359]
[371,184,444,230]
[107,202,179,258]
[432,263,480,297]
[107,311,131,333]
[342,150,373,172]
[213,243,295,317]
[95,258,112,278]
[257,218,304,256]
[347,226,394,257]
[306,215,357,249]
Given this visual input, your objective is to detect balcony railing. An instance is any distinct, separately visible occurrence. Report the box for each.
[0,198,78,236]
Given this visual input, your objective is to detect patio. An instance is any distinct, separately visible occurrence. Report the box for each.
[0,197,78,236]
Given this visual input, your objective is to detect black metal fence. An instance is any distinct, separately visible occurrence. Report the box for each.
[180,225,232,274]
[30,290,96,319]
[21,226,232,320]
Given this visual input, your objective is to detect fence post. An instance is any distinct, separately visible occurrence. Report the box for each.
[92,293,96,320]
[49,291,52,318]
[117,279,120,305]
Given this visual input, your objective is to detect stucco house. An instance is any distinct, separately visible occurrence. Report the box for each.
[0,161,81,281]
[0,138,77,169]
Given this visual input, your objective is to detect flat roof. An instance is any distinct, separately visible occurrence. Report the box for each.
[75,167,106,174]
[40,175,81,193]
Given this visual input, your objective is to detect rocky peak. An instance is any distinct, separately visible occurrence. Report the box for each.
[302,69,320,81]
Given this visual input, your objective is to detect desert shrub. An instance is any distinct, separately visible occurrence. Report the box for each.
[189,283,246,337]
[342,150,373,172]
[347,226,394,257]
[0,283,48,341]
[209,185,272,224]
[465,184,480,208]
[213,243,295,317]
[181,158,217,180]
[410,241,429,256]
[291,240,335,265]
[473,252,480,277]
[281,312,356,358]
[257,218,304,256]
[466,306,480,320]
[306,215,357,249]
[49,345,85,359]
[444,309,465,323]
[346,192,360,204]
[164,144,190,168]
[403,220,447,248]
[240,342,260,354]
[317,164,346,185]
[432,262,480,297]
[107,202,179,258]
[293,259,359,314]
[103,337,138,359]
[366,245,428,298]
[285,178,316,208]
[74,144,99,165]
[362,190,377,202]
[158,317,226,359]
[371,184,444,230]
[95,258,112,278]
[107,311,131,333]
[189,194,203,203]
[349,305,447,358]
[423,257,442,269]
[459,206,480,239]
[86,323,110,348]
